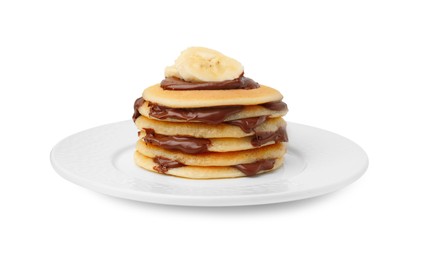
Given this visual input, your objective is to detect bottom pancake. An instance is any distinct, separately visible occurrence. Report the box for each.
[134,151,284,179]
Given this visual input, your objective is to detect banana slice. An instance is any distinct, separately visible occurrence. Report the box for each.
[165,47,244,82]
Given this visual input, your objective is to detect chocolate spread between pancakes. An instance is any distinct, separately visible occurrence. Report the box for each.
[149,104,244,124]
[233,159,276,176]
[142,127,287,152]
[226,116,267,133]
[143,128,211,154]
[160,75,259,90]
[251,127,288,147]
[153,156,185,174]
[152,155,276,176]
[132,97,144,122]
[260,101,288,111]
[133,99,288,125]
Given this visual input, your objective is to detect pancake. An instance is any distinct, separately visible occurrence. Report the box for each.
[137,101,288,123]
[135,116,286,138]
[136,141,285,166]
[132,48,288,179]
[142,84,283,108]
[134,152,284,179]
[138,129,287,153]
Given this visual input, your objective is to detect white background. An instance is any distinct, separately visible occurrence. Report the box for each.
[1,0,425,259]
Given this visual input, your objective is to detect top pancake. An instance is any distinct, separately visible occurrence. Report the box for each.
[142,84,283,108]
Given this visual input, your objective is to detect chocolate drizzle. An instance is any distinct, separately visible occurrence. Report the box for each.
[226,116,267,133]
[233,159,276,176]
[160,75,260,90]
[143,128,211,154]
[153,156,185,174]
[261,101,288,111]
[149,104,244,124]
[132,97,145,122]
[252,127,288,147]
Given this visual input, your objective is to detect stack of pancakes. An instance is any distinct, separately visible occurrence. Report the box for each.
[132,81,288,179]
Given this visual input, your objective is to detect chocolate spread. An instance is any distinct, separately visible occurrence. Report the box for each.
[252,127,288,147]
[149,104,244,124]
[160,75,259,90]
[226,116,267,133]
[233,159,276,176]
[153,156,185,174]
[261,101,288,111]
[153,155,276,176]
[143,128,211,154]
[132,97,145,122]
[135,100,287,125]
[142,126,287,154]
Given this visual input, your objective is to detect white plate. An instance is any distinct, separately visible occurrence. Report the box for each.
[51,121,368,206]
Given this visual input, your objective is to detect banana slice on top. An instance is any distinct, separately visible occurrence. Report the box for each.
[165,47,244,82]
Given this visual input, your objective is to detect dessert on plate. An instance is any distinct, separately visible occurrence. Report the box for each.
[132,47,288,179]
